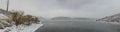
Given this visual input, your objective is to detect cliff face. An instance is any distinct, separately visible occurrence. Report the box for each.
[97,13,120,22]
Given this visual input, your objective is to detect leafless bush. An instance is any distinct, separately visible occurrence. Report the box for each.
[8,10,40,26]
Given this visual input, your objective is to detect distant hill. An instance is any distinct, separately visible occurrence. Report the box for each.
[51,17,94,20]
[97,13,120,22]
[73,18,94,20]
[51,17,72,20]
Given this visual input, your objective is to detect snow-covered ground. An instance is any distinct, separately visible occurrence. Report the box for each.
[0,9,43,32]
[0,22,43,32]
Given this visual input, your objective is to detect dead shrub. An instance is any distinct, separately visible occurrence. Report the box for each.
[7,10,40,26]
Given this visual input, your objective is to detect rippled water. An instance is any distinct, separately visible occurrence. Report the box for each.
[35,20,120,32]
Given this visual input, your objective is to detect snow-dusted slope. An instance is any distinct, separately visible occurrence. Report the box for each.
[0,22,43,32]
[97,13,120,24]
[0,9,43,32]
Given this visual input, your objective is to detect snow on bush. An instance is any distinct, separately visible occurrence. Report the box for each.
[8,10,40,26]
[0,9,42,32]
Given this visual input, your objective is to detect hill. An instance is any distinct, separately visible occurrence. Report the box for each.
[97,13,120,22]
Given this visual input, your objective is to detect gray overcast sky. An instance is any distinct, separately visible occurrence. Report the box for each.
[0,0,120,18]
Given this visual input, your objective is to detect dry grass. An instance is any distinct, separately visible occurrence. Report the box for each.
[8,10,40,26]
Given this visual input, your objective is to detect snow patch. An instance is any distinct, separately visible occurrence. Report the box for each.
[0,22,43,32]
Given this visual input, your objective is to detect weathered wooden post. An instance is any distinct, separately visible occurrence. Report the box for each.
[6,0,9,11]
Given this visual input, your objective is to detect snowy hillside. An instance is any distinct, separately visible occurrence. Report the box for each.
[97,13,120,24]
[0,9,43,32]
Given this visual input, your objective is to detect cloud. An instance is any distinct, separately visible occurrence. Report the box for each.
[0,0,120,18]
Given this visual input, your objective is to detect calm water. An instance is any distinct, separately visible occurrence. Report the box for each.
[35,20,120,32]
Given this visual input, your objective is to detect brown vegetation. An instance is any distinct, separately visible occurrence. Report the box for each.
[7,10,40,26]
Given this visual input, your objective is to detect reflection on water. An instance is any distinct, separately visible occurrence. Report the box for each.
[35,19,120,32]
